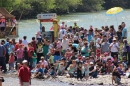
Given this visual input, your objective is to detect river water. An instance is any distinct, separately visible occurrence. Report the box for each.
[18,10,130,41]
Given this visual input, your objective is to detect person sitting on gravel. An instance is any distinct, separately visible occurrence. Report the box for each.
[57,62,65,76]
[89,62,99,78]
[33,64,44,79]
[67,64,75,78]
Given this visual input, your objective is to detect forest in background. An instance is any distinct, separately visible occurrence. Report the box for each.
[0,0,130,19]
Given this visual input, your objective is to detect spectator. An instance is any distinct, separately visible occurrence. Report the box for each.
[0,41,6,73]
[18,60,31,86]
[22,36,28,46]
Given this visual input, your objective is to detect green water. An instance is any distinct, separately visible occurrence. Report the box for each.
[18,10,130,41]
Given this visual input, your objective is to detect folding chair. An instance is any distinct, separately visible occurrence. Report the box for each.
[49,70,59,81]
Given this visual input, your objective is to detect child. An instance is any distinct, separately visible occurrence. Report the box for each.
[23,46,29,61]
[31,51,37,68]
[48,53,54,64]
[96,46,101,60]
[106,59,113,74]
[67,64,75,78]
[8,52,15,71]
[83,63,89,80]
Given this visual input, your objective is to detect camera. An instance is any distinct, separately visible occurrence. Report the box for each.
[0,77,4,82]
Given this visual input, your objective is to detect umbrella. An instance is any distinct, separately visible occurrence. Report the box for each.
[106,7,123,15]
[106,7,123,26]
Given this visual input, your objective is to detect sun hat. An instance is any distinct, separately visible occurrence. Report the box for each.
[22,60,28,63]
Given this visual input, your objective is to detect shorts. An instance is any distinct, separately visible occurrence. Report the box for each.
[1,27,5,32]
[9,63,14,68]
[22,82,30,86]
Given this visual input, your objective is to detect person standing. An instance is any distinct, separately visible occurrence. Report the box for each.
[4,38,10,64]
[62,35,69,55]
[16,44,24,64]
[15,39,23,51]
[58,28,67,39]
[22,36,28,46]
[18,60,31,86]
[28,43,34,69]
[60,22,65,30]
[101,35,110,54]
[109,38,120,59]
[36,42,43,63]
[0,41,7,73]
[121,22,127,40]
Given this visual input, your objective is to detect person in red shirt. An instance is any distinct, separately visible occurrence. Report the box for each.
[15,39,23,51]
[28,43,34,69]
[31,37,37,53]
[18,60,31,86]
[96,46,101,60]
[8,52,15,71]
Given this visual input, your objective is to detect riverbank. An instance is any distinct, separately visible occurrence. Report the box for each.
[1,73,130,86]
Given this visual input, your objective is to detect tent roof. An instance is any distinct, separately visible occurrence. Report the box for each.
[0,7,15,18]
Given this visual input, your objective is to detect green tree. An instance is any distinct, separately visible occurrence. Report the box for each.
[77,0,104,12]
[103,0,130,9]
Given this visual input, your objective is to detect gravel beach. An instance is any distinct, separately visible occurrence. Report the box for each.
[1,73,130,86]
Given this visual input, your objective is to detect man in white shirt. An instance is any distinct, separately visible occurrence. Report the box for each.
[62,35,69,51]
[22,36,28,46]
[109,38,119,59]
[58,28,67,39]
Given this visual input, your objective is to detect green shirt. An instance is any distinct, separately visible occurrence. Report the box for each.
[49,55,54,64]
[43,45,49,56]
[32,53,37,62]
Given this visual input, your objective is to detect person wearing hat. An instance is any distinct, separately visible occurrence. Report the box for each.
[109,37,119,59]
[89,62,98,78]
[18,60,31,86]
[40,56,48,68]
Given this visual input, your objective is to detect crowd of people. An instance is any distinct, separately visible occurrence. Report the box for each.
[0,21,130,86]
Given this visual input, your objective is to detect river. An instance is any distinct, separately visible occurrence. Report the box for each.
[18,10,130,41]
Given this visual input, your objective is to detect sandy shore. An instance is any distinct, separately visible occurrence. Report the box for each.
[1,73,130,86]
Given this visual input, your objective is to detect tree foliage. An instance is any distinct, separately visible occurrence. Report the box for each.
[0,0,130,19]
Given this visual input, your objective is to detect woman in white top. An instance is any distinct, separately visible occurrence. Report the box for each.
[109,38,120,59]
